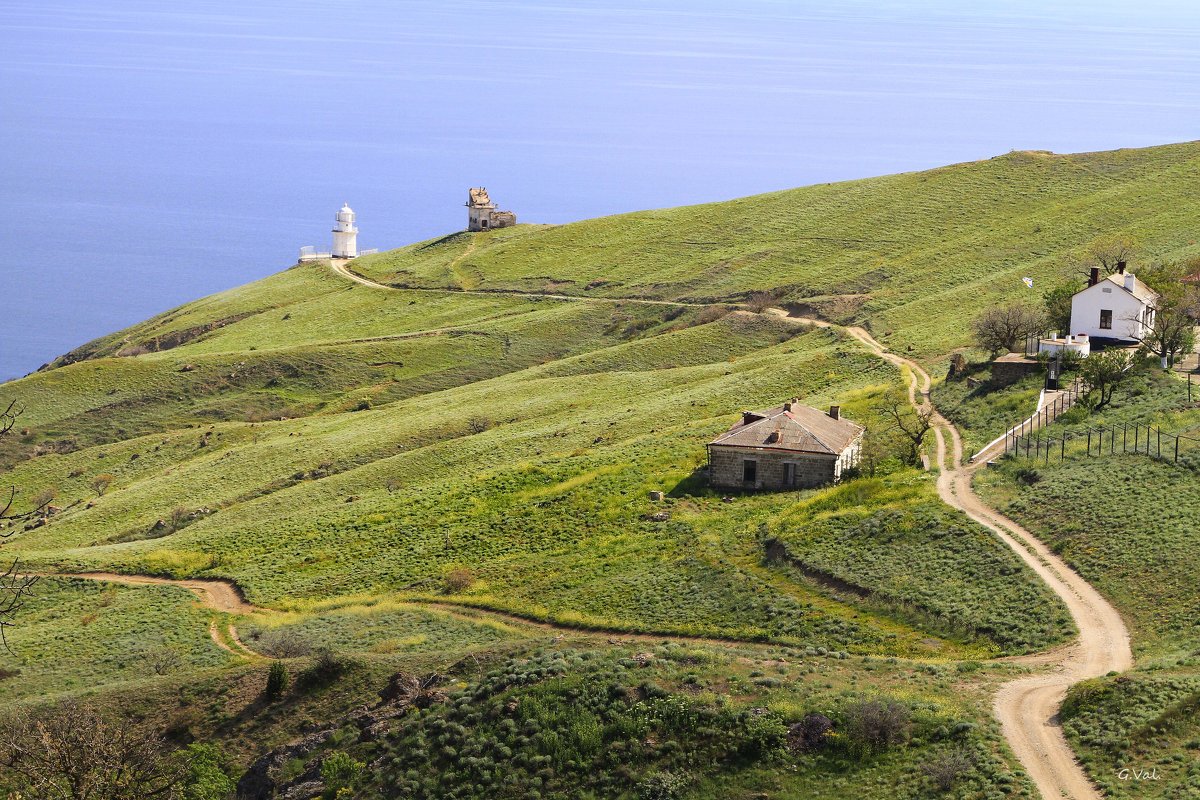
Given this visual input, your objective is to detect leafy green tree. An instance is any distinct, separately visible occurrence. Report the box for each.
[1127,262,1200,368]
[1079,349,1135,409]
[1042,282,1078,334]
[173,743,236,800]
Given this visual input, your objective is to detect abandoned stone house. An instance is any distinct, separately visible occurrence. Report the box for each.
[466,188,517,232]
[707,401,864,490]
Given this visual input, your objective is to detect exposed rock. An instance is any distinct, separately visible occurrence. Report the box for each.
[947,352,968,380]
[237,673,447,800]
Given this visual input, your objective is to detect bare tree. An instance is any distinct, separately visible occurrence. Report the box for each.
[1,401,41,652]
[971,304,1046,357]
[874,392,934,466]
[0,698,185,799]
[168,505,190,533]
[1071,233,1139,280]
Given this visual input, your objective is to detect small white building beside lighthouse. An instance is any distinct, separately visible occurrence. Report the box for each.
[332,203,358,258]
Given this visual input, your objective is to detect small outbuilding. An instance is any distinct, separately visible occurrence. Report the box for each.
[707,401,863,491]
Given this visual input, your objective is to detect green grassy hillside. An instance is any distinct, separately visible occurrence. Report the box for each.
[353,141,1200,361]
[6,141,1198,795]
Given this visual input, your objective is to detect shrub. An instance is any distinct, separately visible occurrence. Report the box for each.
[1060,677,1107,721]
[299,648,347,690]
[91,473,115,496]
[637,770,689,799]
[258,629,314,659]
[840,698,911,757]
[442,567,475,594]
[265,661,290,700]
[174,742,237,800]
[921,747,975,792]
[746,291,777,313]
[787,712,833,753]
[693,305,732,326]
[321,750,365,798]
[31,486,57,510]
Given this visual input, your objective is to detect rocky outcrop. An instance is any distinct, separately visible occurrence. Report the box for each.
[236,673,447,800]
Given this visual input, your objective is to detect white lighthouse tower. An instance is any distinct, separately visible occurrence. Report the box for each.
[332,203,358,258]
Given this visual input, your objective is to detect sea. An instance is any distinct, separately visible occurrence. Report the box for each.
[2,0,1199,380]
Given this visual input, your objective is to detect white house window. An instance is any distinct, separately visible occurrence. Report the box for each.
[1099,310,1112,330]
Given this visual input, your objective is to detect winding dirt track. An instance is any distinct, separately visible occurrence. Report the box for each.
[49,270,1131,797]
[56,572,258,614]
[837,324,1132,800]
[328,258,709,308]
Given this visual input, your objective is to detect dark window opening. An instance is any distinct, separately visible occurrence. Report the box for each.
[1100,309,1112,330]
[481,219,489,228]
[742,460,757,484]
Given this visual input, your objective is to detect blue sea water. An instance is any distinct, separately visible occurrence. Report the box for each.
[1,0,1199,380]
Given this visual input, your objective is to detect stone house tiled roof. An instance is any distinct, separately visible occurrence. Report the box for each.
[709,402,863,456]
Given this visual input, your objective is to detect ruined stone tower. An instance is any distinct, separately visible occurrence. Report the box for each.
[466,188,516,232]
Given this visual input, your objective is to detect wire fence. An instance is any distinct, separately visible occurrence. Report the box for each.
[1006,419,1200,465]
[997,376,1088,450]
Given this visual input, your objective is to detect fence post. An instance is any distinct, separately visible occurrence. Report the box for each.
[1111,424,1115,455]
[1157,427,1161,459]
[1134,424,1139,452]
[1061,434,1066,461]
[1175,435,1179,463]
[1087,429,1092,456]
[1123,422,1127,453]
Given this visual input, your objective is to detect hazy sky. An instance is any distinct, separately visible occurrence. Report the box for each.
[2,1,1199,378]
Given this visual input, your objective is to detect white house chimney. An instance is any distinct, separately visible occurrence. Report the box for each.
[332,203,358,259]
[1124,273,1137,292]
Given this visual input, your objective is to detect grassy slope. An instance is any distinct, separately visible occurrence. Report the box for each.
[353,142,1200,361]
[970,369,1200,797]
[8,141,1199,792]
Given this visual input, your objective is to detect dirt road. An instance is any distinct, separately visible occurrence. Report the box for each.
[327,258,709,308]
[325,259,1132,797]
[56,571,258,614]
[841,325,1132,800]
[66,266,1135,796]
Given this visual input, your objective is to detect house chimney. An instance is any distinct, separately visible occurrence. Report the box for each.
[1125,273,1137,291]
[828,405,841,420]
[1089,267,1100,287]
[742,411,756,426]
[783,401,793,412]
[1117,260,1127,274]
